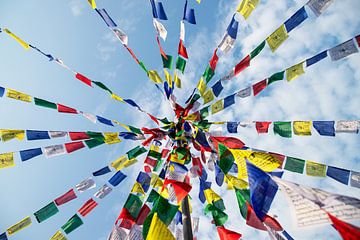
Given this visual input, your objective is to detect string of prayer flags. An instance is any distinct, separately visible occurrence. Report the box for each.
[236,0,259,20]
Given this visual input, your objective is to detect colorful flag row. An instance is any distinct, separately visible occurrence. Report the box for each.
[0,85,142,132]
[224,120,359,137]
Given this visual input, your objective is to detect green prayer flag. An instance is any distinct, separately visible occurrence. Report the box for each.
[268,71,285,85]
[147,189,160,203]
[204,204,228,226]
[128,125,142,135]
[34,97,57,109]
[84,138,105,149]
[250,41,266,59]
[153,158,164,172]
[203,65,215,83]
[92,81,113,94]
[139,61,148,73]
[190,93,201,105]
[235,189,250,219]
[148,150,161,159]
[273,121,292,138]
[200,107,209,119]
[61,214,83,234]
[284,156,305,174]
[86,131,104,140]
[34,201,59,223]
[162,55,173,70]
[176,56,186,73]
[127,146,147,159]
[124,194,143,219]
[218,143,235,174]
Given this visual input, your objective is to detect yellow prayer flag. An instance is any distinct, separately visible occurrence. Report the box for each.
[146,213,175,240]
[266,24,288,52]
[122,158,138,168]
[197,77,207,96]
[225,174,248,190]
[237,0,260,19]
[50,230,67,240]
[112,121,131,132]
[148,70,163,83]
[150,144,160,152]
[6,88,32,102]
[202,89,215,104]
[104,132,122,144]
[248,152,282,172]
[87,0,97,9]
[0,129,25,142]
[164,69,172,88]
[111,155,128,170]
[293,121,312,136]
[174,71,182,88]
[204,188,221,204]
[170,152,185,165]
[151,174,164,188]
[4,28,30,50]
[211,99,224,115]
[196,0,201,3]
[286,62,305,81]
[111,93,124,103]
[306,161,326,177]
[160,187,170,199]
[131,182,145,195]
[7,216,32,236]
[184,113,198,121]
[0,152,15,170]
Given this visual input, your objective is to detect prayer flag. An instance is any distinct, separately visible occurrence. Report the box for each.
[227,122,239,133]
[34,97,57,109]
[215,164,225,186]
[284,157,305,174]
[329,39,359,61]
[43,144,66,158]
[336,120,359,133]
[78,198,98,217]
[6,88,32,102]
[252,79,267,96]
[326,166,350,185]
[92,81,112,94]
[284,7,308,33]
[178,40,188,59]
[204,204,228,226]
[104,132,121,144]
[87,0,96,9]
[224,94,236,108]
[266,24,288,52]
[212,80,223,97]
[95,9,117,27]
[234,55,251,75]
[20,148,42,161]
[183,5,196,24]
[146,213,175,240]
[162,55,173,69]
[0,152,14,169]
[50,231,67,240]
[218,143,236,174]
[4,28,30,49]
[307,0,334,17]
[69,132,90,141]
[210,49,219,70]
[237,87,251,98]
[293,121,312,136]
[226,14,239,39]
[61,214,83,234]
[218,34,235,53]
[255,121,272,134]
[211,99,224,115]
[356,35,360,47]
[306,161,326,177]
[248,152,282,172]
[153,19,167,41]
[26,130,50,140]
[0,86,5,97]
[235,188,250,219]
[236,0,259,19]
[65,141,85,153]
[34,202,59,223]
[286,62,305,81]
[203,65,215,83]
[197,77,207,96]
[176,57,186,73]
[217,226,242,240]
[49,131,67,138]
[350,171,360,188]
[93,166,111,176]
[0,129,25,142]
[306,50,328,67]
[94,184,112,199]
[273,122,292,138]
[85,138,105,149]
[313,121,335,136]
[97,116,114,126]
[113,28,128,45]
[124,194,143,219]
[250,41,266,59]
[76,178,96,192]
[174,71,181,88]
[148,70,163,83]
[268,71,284,85]
[327,212,360,240]
[57,104,77,114]
[109,171,127,186]
[7,217,31,236]
[55,189,77,206]
[75,73,92,86]
[180,20,185,41]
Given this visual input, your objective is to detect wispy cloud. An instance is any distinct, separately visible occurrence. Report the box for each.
[68,0,86,16]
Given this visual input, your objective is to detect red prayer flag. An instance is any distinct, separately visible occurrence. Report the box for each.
[217,226,242,240]
[255,122,272,134]
[65,141,85,153]
[356,35,360,47]
[246,203,283,231]
[125,45,140,64]
[147,113,159,125]
[136,204,151,225]
[116,208,135,229]
[163,179,192,203]
[75,73,92,87]
[178,40,188,59]
[210,136,245,150]
[55,189,77,206]
[69,132,90,141]
[209,48,219,70]
[78,198,98,217]
[57,104,78,114]
[327,212,360,240]
[234,55,250,76]
[156,36,167,59]
[252,79,267,96]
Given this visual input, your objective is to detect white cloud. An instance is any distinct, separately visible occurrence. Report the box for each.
[68,0,86,16]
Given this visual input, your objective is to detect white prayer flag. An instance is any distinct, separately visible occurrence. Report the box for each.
[218,34,235,53]
[76,177,96,193]
[49,131,67,138]
[153,18,167,41]
[43,144,66,158]
[94,184,113,199]
[112,28,128,45]
[307,0,334,17]
[328,39,359,61]
[335,120,359,133]
[180,20,185,41]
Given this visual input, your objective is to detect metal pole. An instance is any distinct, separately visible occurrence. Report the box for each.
[182,195,193,240]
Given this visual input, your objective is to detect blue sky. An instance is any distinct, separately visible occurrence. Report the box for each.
[0,0,359,239]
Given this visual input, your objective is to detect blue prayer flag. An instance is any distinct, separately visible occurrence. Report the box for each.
[124,99,141,109]
[150,0,158,18]
[199,179,211,204]
[226,14,239,39]
[326,166,350,185]
[0,86,5,97]
[93,166,111,176]
[155,2,168,20]
[229,163,238,173]
[175,211,182,225]
[29,45,54,61]
[136,172,151,192]
[159,168,166,179]
[0,232,8,240]
[20,148,43,161]
[227,122,238,133]
[96,116,114,126]
[224,94,236,108]
[108,171,127,187]
[95,9,117,27]
[282,230,294,240]
[212,80,223,97]
[313,121,335,136]
[215,164,224,186]
[164,81,173,99]
[246,161,278,220]
[183,1,196,24]
[26,130,50,140]
[269,171,284,178]
[284,6,308,33]
[306,50,328,67]
[119,132,141,140]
